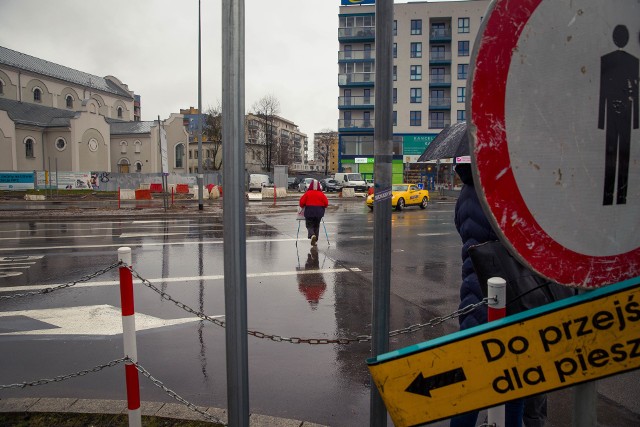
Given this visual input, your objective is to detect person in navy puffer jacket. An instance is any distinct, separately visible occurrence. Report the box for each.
[299,179,328,246]
[450,163,525,427]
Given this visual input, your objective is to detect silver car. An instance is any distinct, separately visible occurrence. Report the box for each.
[298,177,314,192]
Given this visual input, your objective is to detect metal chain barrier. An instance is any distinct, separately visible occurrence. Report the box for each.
[129,358,226,425]
[0,262,122,301]
[0,357,127,390]
[128,264,492,345]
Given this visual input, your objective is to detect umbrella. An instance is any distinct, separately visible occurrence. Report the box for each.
[417,121,469,162]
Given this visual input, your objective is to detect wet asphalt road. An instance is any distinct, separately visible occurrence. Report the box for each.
[0,198,639,426]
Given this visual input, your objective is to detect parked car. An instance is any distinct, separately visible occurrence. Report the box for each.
[334,172,367,192]
[320,178,342,192]
[287,177,299,190]
[298,177,315,192]
[366,183,429,211]
[249,174,271,192]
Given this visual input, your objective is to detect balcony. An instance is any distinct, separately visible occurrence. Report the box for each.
[429,97,451,110]
[430,28,452,42]
[338,119,375,132]
[338,72,375,87]
[429,74,451,87]
[338,95,375,110]
[429,119,451,129]
[338,49,375,62]
[338,26,375,42]
[429,51,452,65]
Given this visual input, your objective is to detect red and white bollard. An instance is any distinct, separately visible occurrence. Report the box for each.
[118,247,141,427]
[487,276,506,427]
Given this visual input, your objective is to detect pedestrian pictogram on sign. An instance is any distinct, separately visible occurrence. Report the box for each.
[468,0,640,288]
[367,277,640,427]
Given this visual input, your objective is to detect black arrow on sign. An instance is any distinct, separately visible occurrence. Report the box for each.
[405,367,467,397]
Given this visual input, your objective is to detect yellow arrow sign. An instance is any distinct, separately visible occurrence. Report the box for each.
[368,277,640,427]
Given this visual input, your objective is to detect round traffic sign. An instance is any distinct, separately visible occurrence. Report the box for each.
[468,0,640,288]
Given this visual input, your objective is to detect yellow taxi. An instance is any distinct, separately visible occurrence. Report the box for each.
[366,183,430,211]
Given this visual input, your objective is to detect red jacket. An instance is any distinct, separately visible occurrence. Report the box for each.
[299,180,328,218]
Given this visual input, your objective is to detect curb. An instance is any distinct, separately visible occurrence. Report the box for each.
[0,397,329,426]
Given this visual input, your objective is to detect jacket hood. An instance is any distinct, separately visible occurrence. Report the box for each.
[308,179,322,191]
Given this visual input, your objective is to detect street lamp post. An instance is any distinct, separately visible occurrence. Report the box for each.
[197,0,204,210]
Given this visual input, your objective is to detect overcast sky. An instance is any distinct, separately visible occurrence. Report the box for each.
[0,0,460,138]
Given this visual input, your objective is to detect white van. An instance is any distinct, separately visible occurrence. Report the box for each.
[334,172,367,192]
[249,174,271,192]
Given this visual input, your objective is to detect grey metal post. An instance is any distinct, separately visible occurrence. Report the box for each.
[371,0,393,426]
[573,291,597,426]
[222,1,249,426]
[197,0,204,210]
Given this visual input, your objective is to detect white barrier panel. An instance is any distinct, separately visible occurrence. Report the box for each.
[261,187,287,198]
[24,194,46,201]
[247,192,263,201]
[341,188,355,198]
[139,183,150,190]
[120,189,136,200]
[190,185,198,197]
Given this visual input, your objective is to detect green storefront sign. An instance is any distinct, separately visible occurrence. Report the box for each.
[402,134,437,155]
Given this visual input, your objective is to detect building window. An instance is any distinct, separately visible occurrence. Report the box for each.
[344,44,352,59]
[175,143,185,168]
[457,110,466,122]
[393,111,397,126]
[393,65,397,81]
[410,111,422,126]
[431,45,446,61]
[65,95,73,108]
[410,19,422,35]
[410,88,422,103]
[55,138,66,151]
[458,17,470,33]
[135,161,143,172]
[134,140,141,153]
[458,40,470,56]
[393,20,397,36]
[393,43,397,58]
[458,64,469,80]
[0,79,3,94]
[33,88,42,102]
[25,138,35,158]
[189,150,193,159]
[120,141,127,154]
[410,65,422,81]
[430,67,445,83]
[393,88,397,104]
[118,158,130,173]
[117,106,123,118]
[430,112,446,128]
[410,42,422,58]
[457,87,466,103]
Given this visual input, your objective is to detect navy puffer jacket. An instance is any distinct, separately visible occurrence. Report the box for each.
[454,164,498,330]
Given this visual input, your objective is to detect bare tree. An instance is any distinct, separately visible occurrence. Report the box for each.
[315,129,337,176]
[202,103,223,170]
[251,94,280,172]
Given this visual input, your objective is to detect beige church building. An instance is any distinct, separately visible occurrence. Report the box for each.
[0,45,188,174]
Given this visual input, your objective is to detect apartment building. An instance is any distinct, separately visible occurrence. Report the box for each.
[338,0,489,183]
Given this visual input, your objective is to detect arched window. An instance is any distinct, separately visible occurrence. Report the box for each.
[135,161,142,172]
[0,79,4,95]
[120,140,127,154]
[24,138,35,158]
[65,95,73,108]
[175,143,185,168]
[117,106,123,118]
[134,140,141,154]
[33,88,41,102]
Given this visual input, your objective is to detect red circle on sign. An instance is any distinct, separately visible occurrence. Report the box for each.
[469,0,639,288]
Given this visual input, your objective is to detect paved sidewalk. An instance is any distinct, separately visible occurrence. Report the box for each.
[0,397,329,426]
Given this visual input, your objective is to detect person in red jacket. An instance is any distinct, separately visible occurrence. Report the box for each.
[299,179,328,246]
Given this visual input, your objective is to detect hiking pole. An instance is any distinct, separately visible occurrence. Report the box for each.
[296,220,300,246]
[322,218,330,246]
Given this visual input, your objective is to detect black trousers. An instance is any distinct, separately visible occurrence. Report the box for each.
[305,217,321,239]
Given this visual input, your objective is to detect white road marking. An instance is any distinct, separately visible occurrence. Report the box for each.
[0,304,208,336]
[0,267,351,293]
[0,266,31,270]
[0,238,299,252]
[0,256,43,261]
[416,233,453,236]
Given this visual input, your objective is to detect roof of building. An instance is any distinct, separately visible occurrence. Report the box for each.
[0,97,76,127]
[107,118,155,135]
[0,46,134,100]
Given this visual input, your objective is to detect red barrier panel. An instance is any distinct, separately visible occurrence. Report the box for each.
[149,183,163,193]
[135,189,152,200]
[206,184,215,193]
[176,184,190,194]
[217,185,223,197]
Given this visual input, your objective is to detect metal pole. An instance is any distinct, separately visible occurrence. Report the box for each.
[222,1,249,426]
[573,290,597,426]
[197,0,204,210]
[371,0,393,425]
[487,277,506,427]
